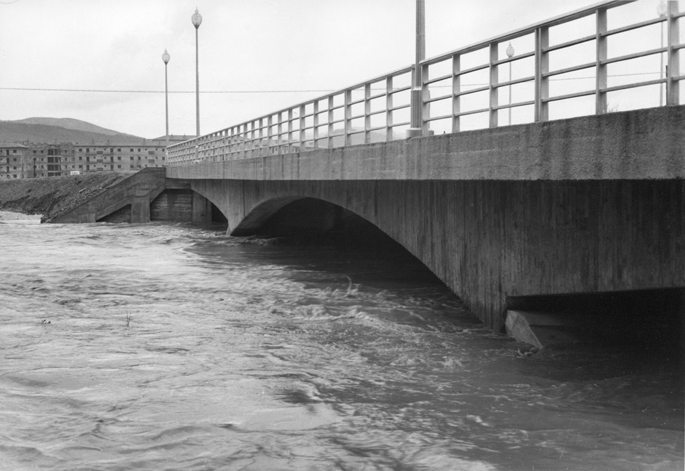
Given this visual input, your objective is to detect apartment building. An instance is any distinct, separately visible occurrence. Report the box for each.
[0,144,30,179]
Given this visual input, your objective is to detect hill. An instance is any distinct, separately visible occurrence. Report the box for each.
[0,118,150,145]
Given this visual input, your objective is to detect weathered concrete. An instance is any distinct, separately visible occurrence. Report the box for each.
[175,178,684,331]
[48,168,166,223]
[167,106,685,182]
[168,107,685,332]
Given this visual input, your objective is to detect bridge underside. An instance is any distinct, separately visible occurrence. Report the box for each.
[176,178,684,331]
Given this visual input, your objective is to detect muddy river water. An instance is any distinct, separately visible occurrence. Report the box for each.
[0,211,682,470]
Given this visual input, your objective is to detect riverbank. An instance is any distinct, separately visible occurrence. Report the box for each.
[0,172,131,221]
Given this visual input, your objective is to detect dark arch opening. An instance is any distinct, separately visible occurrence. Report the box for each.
[253,197,404,251]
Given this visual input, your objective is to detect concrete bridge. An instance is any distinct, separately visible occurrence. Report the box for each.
[61,1,685,335]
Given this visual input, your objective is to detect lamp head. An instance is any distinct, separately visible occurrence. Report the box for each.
[506,42,515,58]
[162,49,170,64]
[657,1,668,18]
[191,8,203,28]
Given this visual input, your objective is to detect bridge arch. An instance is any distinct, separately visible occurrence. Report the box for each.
[182,177,684,332]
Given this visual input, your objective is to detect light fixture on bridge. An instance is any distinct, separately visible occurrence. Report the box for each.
[191,8,203,137]
[506,43,515,126]
[162,49,170,148]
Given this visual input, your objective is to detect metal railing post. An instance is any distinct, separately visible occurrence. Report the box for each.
[452,54,461,133]
[267,115,273,155]
[364,83,372,144]
[421,62,430,135]
[489,43,499,128]
[666,0,680,105]
[535,26,549,122]
[344,89,352,146]
[299,104,306,152]
[386,76,393,141]
[595,7,608,114]
[313,101,319,149]
[327,96,334,149]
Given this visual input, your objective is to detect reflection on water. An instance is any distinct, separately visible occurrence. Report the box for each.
[0,211,682,471]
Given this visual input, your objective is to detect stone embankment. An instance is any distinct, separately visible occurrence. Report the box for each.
[0,173,131,221]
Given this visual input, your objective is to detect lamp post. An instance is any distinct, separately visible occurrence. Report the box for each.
[657,0,667,106]
[506,43,515,125]
[162,49,170,147]
[191,8,203,137]
[407,0,425,138]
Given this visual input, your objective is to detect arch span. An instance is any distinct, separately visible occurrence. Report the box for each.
[182,178,685,332]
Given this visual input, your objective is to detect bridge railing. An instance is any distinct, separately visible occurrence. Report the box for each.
[167,0,683,166]
[167,66,414,165]
[420,0,682,134]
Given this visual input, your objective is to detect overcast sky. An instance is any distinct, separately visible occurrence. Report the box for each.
[0,0,673,138]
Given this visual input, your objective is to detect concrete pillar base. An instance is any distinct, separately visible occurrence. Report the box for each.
[405,128,423,139]
[505,310,582,349]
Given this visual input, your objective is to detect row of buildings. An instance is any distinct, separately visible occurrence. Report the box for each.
[0,137,192,179]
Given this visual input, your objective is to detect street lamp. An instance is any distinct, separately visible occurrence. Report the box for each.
[191,7,203,137]
[506,43,515,125]
[162,49,170,147]
[657,0,667,106]
[407,0,426,138]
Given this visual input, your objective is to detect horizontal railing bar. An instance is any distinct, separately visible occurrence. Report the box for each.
[604,16,662,37]
[425,113,453,122]
[494,99,536,111]
[602,47,666,66]
[455,84,491,97]
[493,75,535,89]
[545,34,596,53]
[544,61,595,78]
[367,125,388,132]
[388,85,412,95]
[493,50,536,66]
[420,0,634,67]
[424,93,453,104]
[424,72,453,86]
[389,104,411,111]
[455,63,490,77]
[454,107,490,118]
[602,77,664,93]
[544,89,595,103]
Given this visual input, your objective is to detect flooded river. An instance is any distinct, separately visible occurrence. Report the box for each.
[0,211,682,470]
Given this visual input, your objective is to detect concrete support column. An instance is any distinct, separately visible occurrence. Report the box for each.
[192,191,212,224]
[131,196,151,223]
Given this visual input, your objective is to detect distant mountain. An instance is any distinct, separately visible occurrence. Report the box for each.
[0,118,152,145]
[13,118,128,136]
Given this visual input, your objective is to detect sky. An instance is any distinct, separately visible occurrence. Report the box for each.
[0,0,677,139]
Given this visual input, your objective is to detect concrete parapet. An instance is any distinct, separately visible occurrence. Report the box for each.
[167,106,685,183]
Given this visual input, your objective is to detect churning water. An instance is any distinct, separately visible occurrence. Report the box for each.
[0,211,682,471]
